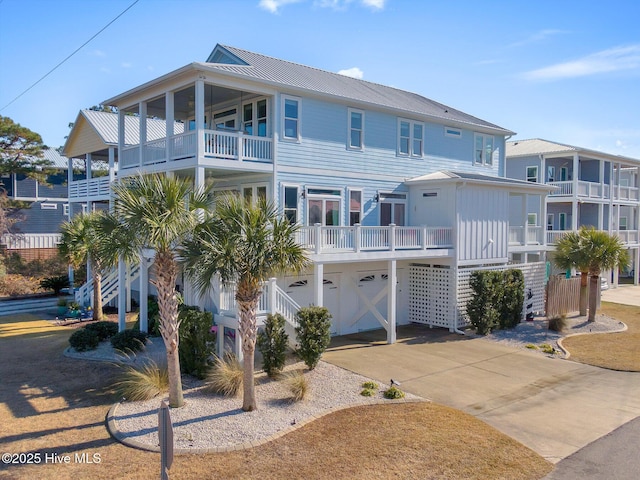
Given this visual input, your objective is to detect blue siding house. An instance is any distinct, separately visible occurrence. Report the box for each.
[67,44,550,352]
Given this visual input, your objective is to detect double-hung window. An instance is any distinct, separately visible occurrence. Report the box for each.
[283,186,299,224]
[527,166,538,183]
[243,99,268,137]
[398,119,423,157]
[348,189,363,225]
[283,96,300,141]
[474,133,495,166]
[348,109,364,149]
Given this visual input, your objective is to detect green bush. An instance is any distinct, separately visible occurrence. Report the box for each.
[257,313,289,377]
[500,269,525,329]
[69,328,100,352]
[39,275,70,295]
[383,386,405,399]
[362,381,379,390]
[132,296,160,336]
[110,329,148,352]
[466,270,502,335]
[295,306,332,370]
[360,388,375,397]
[178,307,216,379]
[84,321,119,341]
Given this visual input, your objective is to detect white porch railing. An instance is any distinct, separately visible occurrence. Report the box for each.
[548,181,573,196]
[547,229,639,245]
[1,233,61,249]
[509,226,543,245]
[68,177,112,200]
[120,130,273,170]
[296,224,453,254]
[615,186,640,201]
[75,262,145,307]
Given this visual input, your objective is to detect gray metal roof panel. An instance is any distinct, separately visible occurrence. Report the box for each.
[41,148,69,168]
[81,110,184,146]
[203,45,513,134]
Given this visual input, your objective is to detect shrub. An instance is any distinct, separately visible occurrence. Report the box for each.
[205,354,243,396]
[132,296,160,336]
[69,328,100,352]
[295,306,332,370]
[39,275,70,295]
[0,274,43,297]
[360,388,375,397]
[540,344,557,354]
[283,370,309,402]
[257,313,289,377]
[466,271,502,335]
[110,329,148,352]
[383,386,405,399]
[525,344,538,350]
[500,269,525,329]
[178,307,216,379]
[548,314,567,332]
[113,359,169,401]
[362,381,379,390]
[84,321,119,341]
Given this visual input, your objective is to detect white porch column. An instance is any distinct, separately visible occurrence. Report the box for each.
[599,159,605,198]
[126,263,132,312]
[118,257,126,332]
[166,90,174,160]
[139,255,149,333]
[521,193,527,245]
[86,152,92,180]
[635,247,640,286]
[139,102,147,166]
[108,146,115,183]
[540,193,547,246]
[598,204,604,230]
[572,153,579,230]
[387,260,397,344]
[118,108,126,168]
[195,79,205,158]
[313,262,324,306]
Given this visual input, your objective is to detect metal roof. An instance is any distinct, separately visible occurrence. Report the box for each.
[506,138,640,164]
[41,148,69,168]
[406,170,553,191]
[203,45,513,135]
[81,109,184,146]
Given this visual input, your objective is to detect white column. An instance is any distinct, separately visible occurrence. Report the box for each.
[635,247,640,286]
[118,257,126,332]
[572,153,579,230]
[387,260,397,344]
[86,152,92,180]
[118,108,125,169]
[139,255,149,333]
[108,146,115,182]
[126,263,132,312]
[313,262,324,306]
[598,204,604,230]
[195,80,205,158]
[166,90,174,160]
[599,159,605,198]
[139,102,147,167]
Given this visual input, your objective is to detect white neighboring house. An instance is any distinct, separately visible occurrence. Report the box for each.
[506,138,640,287]
[64,44,552,356]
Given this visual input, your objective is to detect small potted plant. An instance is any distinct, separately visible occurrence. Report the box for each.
[57,298,68,316]
[67,301,81,319]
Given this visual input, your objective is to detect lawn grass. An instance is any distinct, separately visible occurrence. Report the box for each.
[0,313,552,480]
[560,302,640,371]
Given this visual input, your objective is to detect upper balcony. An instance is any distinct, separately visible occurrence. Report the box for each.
[547,229,639,246]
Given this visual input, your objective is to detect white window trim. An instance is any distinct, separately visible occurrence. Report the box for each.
[547,166,555,182]
[282,183,301,225]
[40,202,57,210]
[526,166,539,183]
[619,216,628,230]
[347,187,364,226]
[559,212,567,230]
[527,213,537,226]
[242,97,269,137]
[63,204,69,216]
[305,186,343,226]
[397,118,424,157]
[377,191,408,226]
[282,95,301,142]
[474,133,495,167]
[347,108,364,150]
[444,126,462,138]
[547,213,554,230]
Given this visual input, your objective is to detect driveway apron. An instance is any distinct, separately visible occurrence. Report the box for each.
[323,325,640,464]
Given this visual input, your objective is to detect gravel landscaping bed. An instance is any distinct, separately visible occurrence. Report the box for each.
[109,360,420,452]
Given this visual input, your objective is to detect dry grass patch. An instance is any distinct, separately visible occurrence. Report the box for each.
[561,302,640,371]
[1,314,552,480]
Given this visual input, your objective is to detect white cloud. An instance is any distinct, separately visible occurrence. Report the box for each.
[259,0,302,13]
[509,29,567,48]
[361,0,385,9]
[337,67,364,79]
[522,44,640,81]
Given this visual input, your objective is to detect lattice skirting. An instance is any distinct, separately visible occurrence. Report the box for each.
[408,265,454,328]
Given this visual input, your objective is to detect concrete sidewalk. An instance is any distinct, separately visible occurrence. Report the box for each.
[602,284,640,306]
[323,325,640,464]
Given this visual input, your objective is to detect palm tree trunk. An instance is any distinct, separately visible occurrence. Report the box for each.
[92,271,103,321]
[237,287,260,412]
[588,274,599,322]
[154,252,184,408]
[579,271,588,316]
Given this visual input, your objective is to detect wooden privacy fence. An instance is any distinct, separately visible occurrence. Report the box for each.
[546,275,599,317]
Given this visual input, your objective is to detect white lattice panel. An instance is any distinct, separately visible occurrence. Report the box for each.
[409,265,454,328]
[457,262,546,327]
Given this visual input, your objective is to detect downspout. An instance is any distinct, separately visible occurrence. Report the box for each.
[452,180,466,335]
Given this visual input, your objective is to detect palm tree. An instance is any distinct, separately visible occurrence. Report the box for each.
[551,231,590,316]
[58,211,114,321]
[579,227,629,322]
[106,174,214,408]
[181,194,309,412]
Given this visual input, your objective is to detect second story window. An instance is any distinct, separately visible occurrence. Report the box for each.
[348,189,362,225]
[527,166,538,183]
[348,109,364,149]
[283,186,299,224]
[283,96,300,141]
[474,133,495,166]
[398,119,423,157]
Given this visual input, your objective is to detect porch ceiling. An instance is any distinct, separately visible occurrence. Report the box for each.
[143,85,251,119]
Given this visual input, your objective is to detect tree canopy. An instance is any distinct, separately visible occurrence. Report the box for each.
[0,116,51,181]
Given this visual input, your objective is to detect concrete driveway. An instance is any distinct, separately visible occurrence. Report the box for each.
[323,325,640,464]
[602,284,640,306]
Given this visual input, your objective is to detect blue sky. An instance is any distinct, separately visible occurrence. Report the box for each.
[1,0,639,158]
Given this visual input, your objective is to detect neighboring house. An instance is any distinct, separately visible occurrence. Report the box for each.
[506,138,640,287]
[1,148,70,260]
[66,44,551,354]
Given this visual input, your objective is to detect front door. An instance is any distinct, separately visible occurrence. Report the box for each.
[380,202,405,226]
[308,197,340,226]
